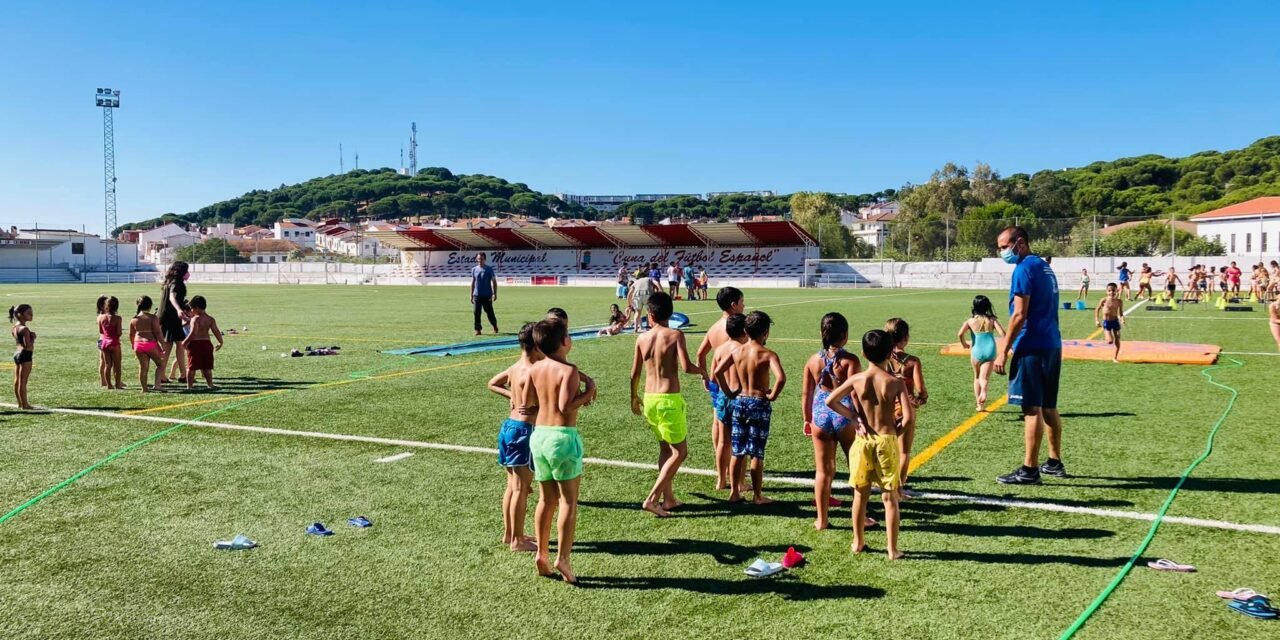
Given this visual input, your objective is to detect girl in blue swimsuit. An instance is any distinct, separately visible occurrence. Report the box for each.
[800,312,862,530]
[957,295,1004,412]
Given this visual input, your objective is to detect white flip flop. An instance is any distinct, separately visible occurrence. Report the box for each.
[1216,587,1262,601]
[1147,558,1196,572]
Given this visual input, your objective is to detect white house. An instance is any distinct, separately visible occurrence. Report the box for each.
[3,228,140,270]
[228,239,299,264]
[274,219,317,249]
[315,222,392,258]
[206,223,235,239]
[137,223,203,264]
[841,201,899,248]
[1190,196,1280,258]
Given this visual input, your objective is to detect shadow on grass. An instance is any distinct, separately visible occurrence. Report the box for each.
[905,522,1115,539]
[580,494,816,520]
[575,539,809,565]
[910,550,1130,567]
[573,575,884,601]
[1070,475,1280,494]
[1057,411,1137,419]
[201,376,315,392]
[936,491,1137,509]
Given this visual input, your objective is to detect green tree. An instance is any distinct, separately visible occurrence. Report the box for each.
[174,239,248,264]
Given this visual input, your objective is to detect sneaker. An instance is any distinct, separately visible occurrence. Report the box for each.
[1039,460,1067,477]
[996,467,1042,485]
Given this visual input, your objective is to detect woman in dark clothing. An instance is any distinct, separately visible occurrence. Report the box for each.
[158,261,190,383]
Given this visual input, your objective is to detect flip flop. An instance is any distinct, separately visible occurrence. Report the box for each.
[744,558,770,578]
[1147,558,1196,572]
[347,516,372,528]
[752,561,785,578]
[1227,596,1279,620]
[306,522,334,536]
[213,534,258,550]
[1217,588,1263,601]
[782,547,805,569]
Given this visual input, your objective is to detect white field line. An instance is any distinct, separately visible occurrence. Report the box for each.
[684,290,935,317]
[1130,316,1266,321]
[374,452,414,463]
[11,404,1279,536]
[1223,351,1280,357]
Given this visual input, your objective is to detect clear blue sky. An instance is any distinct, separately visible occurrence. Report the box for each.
[4,0,1279,232]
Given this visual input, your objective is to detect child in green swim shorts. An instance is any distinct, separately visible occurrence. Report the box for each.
[525,318,596,584]
[630,292,706,518]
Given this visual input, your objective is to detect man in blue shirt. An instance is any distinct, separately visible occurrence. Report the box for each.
[993,226,1066,485]
[471,252,499,336]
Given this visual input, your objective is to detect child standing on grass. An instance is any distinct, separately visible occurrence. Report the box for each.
[1269,296,1280,351]
[10,304,35,410]
[130,297,165,392]
[1096,283,1126,362]
[709,313,747,494]
[630,292,705,518]
[826,329,912,560]
[884,318,926,499]
[1076,269,1090,302]
[97,295,125,389]
[487,322,541,552]
[525,318,596,584]
[800,312,861,530]
[182,296,223,391]
[714,311,785,505]
[957,296,1004,412]
[696,287,745,491]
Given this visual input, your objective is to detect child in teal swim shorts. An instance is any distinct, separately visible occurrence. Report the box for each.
[525,318,596,584]
[695,287,745,490]
[487,322,542,552]
[630,292,706,518]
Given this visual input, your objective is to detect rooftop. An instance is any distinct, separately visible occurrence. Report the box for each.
[1189,196,1280,221]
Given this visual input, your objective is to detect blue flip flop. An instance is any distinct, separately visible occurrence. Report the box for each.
[1228,596,1279,620]
[306,522,334,536]
[347,516,372,528]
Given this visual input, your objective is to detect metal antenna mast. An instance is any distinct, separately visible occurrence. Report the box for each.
[95,88,121,271]
[339,143,344,173]
[409,122,418,176]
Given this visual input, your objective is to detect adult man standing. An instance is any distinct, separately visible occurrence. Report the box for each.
[471,252,500,336]
[993,226,1066,485]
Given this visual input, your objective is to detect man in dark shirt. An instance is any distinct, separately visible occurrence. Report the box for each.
[471,252,499,336]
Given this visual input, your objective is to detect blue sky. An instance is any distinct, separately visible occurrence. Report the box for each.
[3,0,1279,232]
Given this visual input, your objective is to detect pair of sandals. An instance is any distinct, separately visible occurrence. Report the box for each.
[306,517,373,536]
[1217,588,1278,620]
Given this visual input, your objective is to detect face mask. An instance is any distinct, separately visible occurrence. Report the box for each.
[183,272,191,282]
[1000,247,1018,264]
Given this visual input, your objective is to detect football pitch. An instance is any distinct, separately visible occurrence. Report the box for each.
[0,283,1276,639]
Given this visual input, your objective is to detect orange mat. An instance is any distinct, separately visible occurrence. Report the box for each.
[939,340,1220,365]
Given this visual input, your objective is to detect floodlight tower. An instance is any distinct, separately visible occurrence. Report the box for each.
[409,122,418,176]
[95,88,121,271]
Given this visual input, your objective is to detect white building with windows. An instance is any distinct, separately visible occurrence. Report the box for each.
[274,219,317,249]
[136,223,203,264]
[841,201,899,248]
[315,222,392,258]
[1190,196,1280,258]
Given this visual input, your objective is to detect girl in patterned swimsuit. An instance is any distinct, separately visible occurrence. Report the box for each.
[884,318,927,499]
[801,312,861,531]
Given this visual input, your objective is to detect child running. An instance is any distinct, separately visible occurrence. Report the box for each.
[630,292,705,517]
[1095,283,1125,362]
[525,318,596,584]
[800,312,861,530]
[1164,267,1182,301]
[714,311,785,505]
[10,304,35,410]
[182,296,223,390]
[826,329,913,560]
[97,295,125,390]
[487,322,541,552]
[884,318,926,498]
[1117,262,1132,300]
[695,287,745,490]
[956,296,1004,412]
[130,296,165,393]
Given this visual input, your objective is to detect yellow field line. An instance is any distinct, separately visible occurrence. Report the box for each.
[909,395,1008,473]
[124,390,287,414]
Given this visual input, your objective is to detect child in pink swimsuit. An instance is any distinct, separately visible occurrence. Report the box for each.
[97,295,124,389]
[129,296,165,392]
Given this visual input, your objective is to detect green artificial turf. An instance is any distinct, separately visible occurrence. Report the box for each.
[0,284,1276,640]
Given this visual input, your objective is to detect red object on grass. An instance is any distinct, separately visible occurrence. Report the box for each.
[782,547,805,569]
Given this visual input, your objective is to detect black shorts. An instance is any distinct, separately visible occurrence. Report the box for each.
[1166,284,1176,293]
[13,350,32,365]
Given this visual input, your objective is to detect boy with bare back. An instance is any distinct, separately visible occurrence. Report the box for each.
[713,311,785,505]
[1095,283,1125,362]
[630,292,706,517]
[696,286,744,490]
[487,322,541,552]
[181,296,223,390]
[709,313,748,491]
[525,318,596,584]
[826,329,912,560]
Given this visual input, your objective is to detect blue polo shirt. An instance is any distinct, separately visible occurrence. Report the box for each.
[1008,254,1061,353]
[472,264,496,298]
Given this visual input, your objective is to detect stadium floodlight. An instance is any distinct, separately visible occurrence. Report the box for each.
[95,88,120,108]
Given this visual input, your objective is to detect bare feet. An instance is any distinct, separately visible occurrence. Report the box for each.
[510,539,537,552]
[661,499,683,511]
[888,549,905,560]
[535,556,554,577]
[642,500,671,518]
[851,542,865,554]
[865,517,878,528]
[555,558,577,584]
[728,492,744,504]
[714,479,727,491]
[814,519,828,531]
[752,495,773,505]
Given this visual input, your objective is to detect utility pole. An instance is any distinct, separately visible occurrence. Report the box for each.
[339,143,344,173]
[95,88,121,271]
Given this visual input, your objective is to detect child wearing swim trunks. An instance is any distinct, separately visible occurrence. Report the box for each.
[524,318,596,584]
[709,313,747,492]
[826,329,913,560]
[630,292,706,518]
[957,295,1005,412]
[9,304,35,410]
[97,295,125,390]
[800,312,861,530]
[696,286,745,491]
[487,322,542,552]
[1095,283,1125,363]
[130,296,166,393]
[714,311,785,505]
[182,296,223,391]
[884,318,926,499]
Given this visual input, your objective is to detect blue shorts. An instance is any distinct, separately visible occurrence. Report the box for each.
[1102,319,1121,332]
[731,396,772,459]
[1009,349,1062,410]
[708,382,728,423]
[497,419,533,468]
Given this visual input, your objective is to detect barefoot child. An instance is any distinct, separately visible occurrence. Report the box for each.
[1077,269,1089,302]
[709,313,747,494]
[957,296,1004,412]
[826,329,912,560]
[487,322,541,552]
[714,311,786,505]
[97,296,125,389]
[800,312,861,530]
[525,318,596,584]
[695,286,745,490]
[1096,283,1125,362]
[181,296,223,390]
[884,318,926,498]
[130,297,165,392]
[630,293,705,517]
[1271,296,1280,351]
[598,304,627,336]
[10,304,35,410]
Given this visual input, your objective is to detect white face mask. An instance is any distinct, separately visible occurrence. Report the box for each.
[1000,246,1018,264]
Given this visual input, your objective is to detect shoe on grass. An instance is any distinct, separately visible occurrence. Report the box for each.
[1039,459,1067,477]
[306,522,334,536]
[996,466,1042,485]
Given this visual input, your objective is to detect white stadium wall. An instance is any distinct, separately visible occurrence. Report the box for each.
[404,246,816,272]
